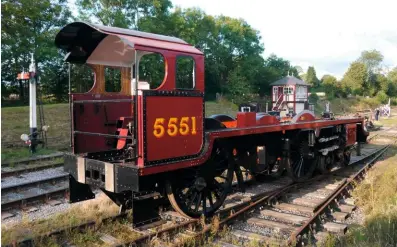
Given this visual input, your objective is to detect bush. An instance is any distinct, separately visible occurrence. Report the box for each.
[376,90,388,104]
[308,93,319,104]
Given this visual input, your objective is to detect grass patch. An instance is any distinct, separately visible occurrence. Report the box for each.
[1,147,58,164]
[315,97,382,116]
[1,193,120,246]
[205,100,239,117]
[376,116,397,127]
[325,146,397,247]
[1,104,70,150]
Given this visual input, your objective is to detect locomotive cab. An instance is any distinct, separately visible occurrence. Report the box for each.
[57,22,208,225]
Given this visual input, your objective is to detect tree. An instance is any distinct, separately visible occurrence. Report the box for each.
[386,67,397,96]
[74,3,266,101]
[1,0,72,102]
[76,0,173,28]
[341,62,367,95]
[255,54,299,97]
[306,66,319,87]
[358,49,384,74]
[321,75,338,99]
[293,65,303,75]
[356,50,385,97]
[226,66,253,104]
[300,73,307,82]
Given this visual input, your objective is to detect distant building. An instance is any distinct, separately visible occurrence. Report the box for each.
[270,76,309,117]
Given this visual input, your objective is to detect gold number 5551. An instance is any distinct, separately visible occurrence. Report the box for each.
[153,117,197,138]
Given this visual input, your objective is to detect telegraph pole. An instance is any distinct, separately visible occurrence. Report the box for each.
[29,54,38,153]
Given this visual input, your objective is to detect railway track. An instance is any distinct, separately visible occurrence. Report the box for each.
[1,160,64,178]
[1,154,68,219]
[214,145,391,247]
[120,141,393,247]
[4,131,395,247]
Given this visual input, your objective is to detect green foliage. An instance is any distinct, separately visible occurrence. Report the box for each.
[341,62,368,95]
[225,66,253,105]
[139,53,165,89]
[306,66,319,87]
[376,90,388,104]
[76,0,137,27]
[1,0,71,102]
[308,93,319,104]
[321,74,337,99]
[299,73,307,82]
[358,49,384,73]
[386,67,397,96]
[257,54,300,97]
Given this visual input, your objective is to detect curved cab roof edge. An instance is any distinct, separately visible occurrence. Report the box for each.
[55,21,203,63]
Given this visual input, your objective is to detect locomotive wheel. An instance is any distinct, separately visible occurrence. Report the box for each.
[233,164,246,193]
[317,153,334,174]
[166,147,233,218]
[255,159,285,180]
[343,149,351,166]
[268,159,285,178]
[286,140,317,182]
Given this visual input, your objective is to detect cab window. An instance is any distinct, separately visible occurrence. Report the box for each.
[176,56,195,89]
[139,52,165,89]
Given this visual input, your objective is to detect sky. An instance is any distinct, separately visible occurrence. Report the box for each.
[68,0,397,79]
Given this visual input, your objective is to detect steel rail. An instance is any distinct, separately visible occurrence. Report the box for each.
[116,184,295,247]
[167,143,391,247]
[1,186,69,214]
[128,132,387,246]
[288,144,391,246]
[1,162,64,178]
[1,173,68,194]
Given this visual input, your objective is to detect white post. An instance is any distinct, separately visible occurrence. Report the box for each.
[29,53,37,153]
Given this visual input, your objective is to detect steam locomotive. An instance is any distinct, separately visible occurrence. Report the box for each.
[56,22,368,227]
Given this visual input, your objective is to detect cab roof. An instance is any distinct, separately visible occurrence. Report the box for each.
[55,22,203,64]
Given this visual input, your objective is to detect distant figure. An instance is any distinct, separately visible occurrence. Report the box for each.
[325,101,330,113]
[375,108,380,121]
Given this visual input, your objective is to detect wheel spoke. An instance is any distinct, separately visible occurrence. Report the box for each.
[208,192,214,207]
[166,146,233,218]
[187,191,198,209]
[213,186,221,200]
[202,190,207,215]
[297,157,303,177]
[234,165,245,192]
[286,140,316,182]
[213,179,224,191]
[195,192,202,212]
